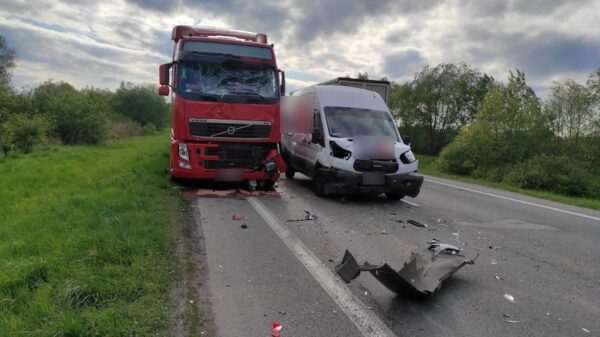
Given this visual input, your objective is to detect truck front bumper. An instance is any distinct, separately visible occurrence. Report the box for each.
[321,169,423,197]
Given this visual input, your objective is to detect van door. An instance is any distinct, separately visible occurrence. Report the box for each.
[300,108,325,177]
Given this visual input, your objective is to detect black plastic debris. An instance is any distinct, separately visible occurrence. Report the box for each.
[335,244,477,297]
[407,220,426,228]
[286,211,318,222]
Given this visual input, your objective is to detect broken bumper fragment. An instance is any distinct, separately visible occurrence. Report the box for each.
[320,169,424,197]
[335,244,477,297]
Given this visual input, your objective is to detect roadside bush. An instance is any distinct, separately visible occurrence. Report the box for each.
[0,114,46,156]
[142,123,157,135]
[504,155,593,197]
[110,120,143,139]
[6,114,46,154]
[112,83,169,129]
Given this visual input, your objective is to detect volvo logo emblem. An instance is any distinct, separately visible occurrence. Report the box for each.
[226,126,236,135]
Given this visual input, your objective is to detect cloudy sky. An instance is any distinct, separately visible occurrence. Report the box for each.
[1,0,599,96]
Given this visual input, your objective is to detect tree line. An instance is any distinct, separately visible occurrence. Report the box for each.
[388,64,600,198]
[0,36,169,157]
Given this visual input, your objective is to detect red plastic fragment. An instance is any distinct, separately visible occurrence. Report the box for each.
[272,322,282,337]
[232,214,248,221]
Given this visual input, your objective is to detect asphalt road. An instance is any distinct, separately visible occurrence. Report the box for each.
[191,174,600,337]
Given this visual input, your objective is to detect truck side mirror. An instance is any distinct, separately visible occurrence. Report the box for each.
[158,86,169,96]
[279,70,286,95]
[402,135,411,145]
[159,63,172,86]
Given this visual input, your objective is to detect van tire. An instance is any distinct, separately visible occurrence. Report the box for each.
[385,193,404,200]
[285,167,295,179]
[312,170,327,197]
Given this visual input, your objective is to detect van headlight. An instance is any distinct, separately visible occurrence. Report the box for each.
[178,143,190,161]
[400,150,416,163]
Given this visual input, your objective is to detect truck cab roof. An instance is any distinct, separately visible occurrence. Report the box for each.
[295,85,389,112]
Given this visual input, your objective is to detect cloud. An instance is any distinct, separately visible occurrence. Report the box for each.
[384,49,426,80]
[0,0,598,97]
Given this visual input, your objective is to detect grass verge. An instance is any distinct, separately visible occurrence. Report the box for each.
[417,154,600,211]
[0,132,179,336]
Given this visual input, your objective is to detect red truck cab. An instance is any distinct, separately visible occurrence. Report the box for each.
[159,26,286,190]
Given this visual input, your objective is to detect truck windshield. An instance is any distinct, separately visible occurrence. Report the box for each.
[177,61,278,104]
[324,106,399,141]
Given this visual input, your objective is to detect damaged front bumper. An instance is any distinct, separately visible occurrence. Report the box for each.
[320,169,424,197]
[335,244,477,297]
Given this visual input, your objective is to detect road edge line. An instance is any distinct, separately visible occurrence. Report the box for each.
[426,178,600,222]
[247,197,397,337]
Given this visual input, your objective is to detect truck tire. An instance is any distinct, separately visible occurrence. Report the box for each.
[285,166,295,179]
[385,193,405,201]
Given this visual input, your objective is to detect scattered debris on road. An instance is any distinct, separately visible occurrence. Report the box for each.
[271,322,283,337]
[286,211,318,222]
[407,219,427,228]
[241,224,248,229]
[503,294,515,303]
[232,214,248,221]
[582,328,591,333]
[502,319,521,324]
[495,275,504,280]
[335,243,477,297]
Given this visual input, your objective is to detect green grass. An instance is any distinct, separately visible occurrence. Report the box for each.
[0,132,179,336]
[417,154,600,211]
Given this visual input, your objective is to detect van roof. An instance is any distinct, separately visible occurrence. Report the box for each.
[311,85,389,111]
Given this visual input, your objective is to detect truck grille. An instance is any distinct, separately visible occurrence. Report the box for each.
[189,118,271,139]
[204,143,272,169]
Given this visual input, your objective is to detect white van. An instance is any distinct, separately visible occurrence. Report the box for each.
[281,85,423,200]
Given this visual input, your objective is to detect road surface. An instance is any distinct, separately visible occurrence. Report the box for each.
[190,174,600,337]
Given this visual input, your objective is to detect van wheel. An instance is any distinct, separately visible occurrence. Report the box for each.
[313,170,327,197]
[285,167,295,179]
[385,193,404,201]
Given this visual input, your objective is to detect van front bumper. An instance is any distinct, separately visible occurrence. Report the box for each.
[320,169,423,197]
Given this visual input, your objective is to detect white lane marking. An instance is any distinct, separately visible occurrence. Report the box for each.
[401,199,420,207]
[248,198,396,337]
[426,178,600,222]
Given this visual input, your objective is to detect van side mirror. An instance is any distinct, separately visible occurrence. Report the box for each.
[158,86,169,96]
[159,63,172,86]
[279,70,286,95]
[311,128,323,145]
[402,136,411,145]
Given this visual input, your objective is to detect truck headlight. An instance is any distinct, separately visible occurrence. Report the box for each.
[400,150,416,163]
[178,143,190,161]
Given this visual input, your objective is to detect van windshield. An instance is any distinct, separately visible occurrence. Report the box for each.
[324,107,398,140]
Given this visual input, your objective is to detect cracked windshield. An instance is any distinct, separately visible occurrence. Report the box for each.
[178,62,277,101]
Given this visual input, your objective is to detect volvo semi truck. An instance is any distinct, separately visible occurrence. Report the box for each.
[159,26,286,190]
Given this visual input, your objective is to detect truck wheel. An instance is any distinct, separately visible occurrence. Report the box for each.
[261,180,275,191]
[313,170,327,197]
[285,167,295,179]
[385,193,405,201]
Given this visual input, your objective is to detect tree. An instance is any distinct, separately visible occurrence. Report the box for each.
[389,63,492,154]
[357,72,369,80]
[31,81,109,144]
[111,82,169,129]
[0,36,16,85]
[545,80,595,150]
[439,70,548,175]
